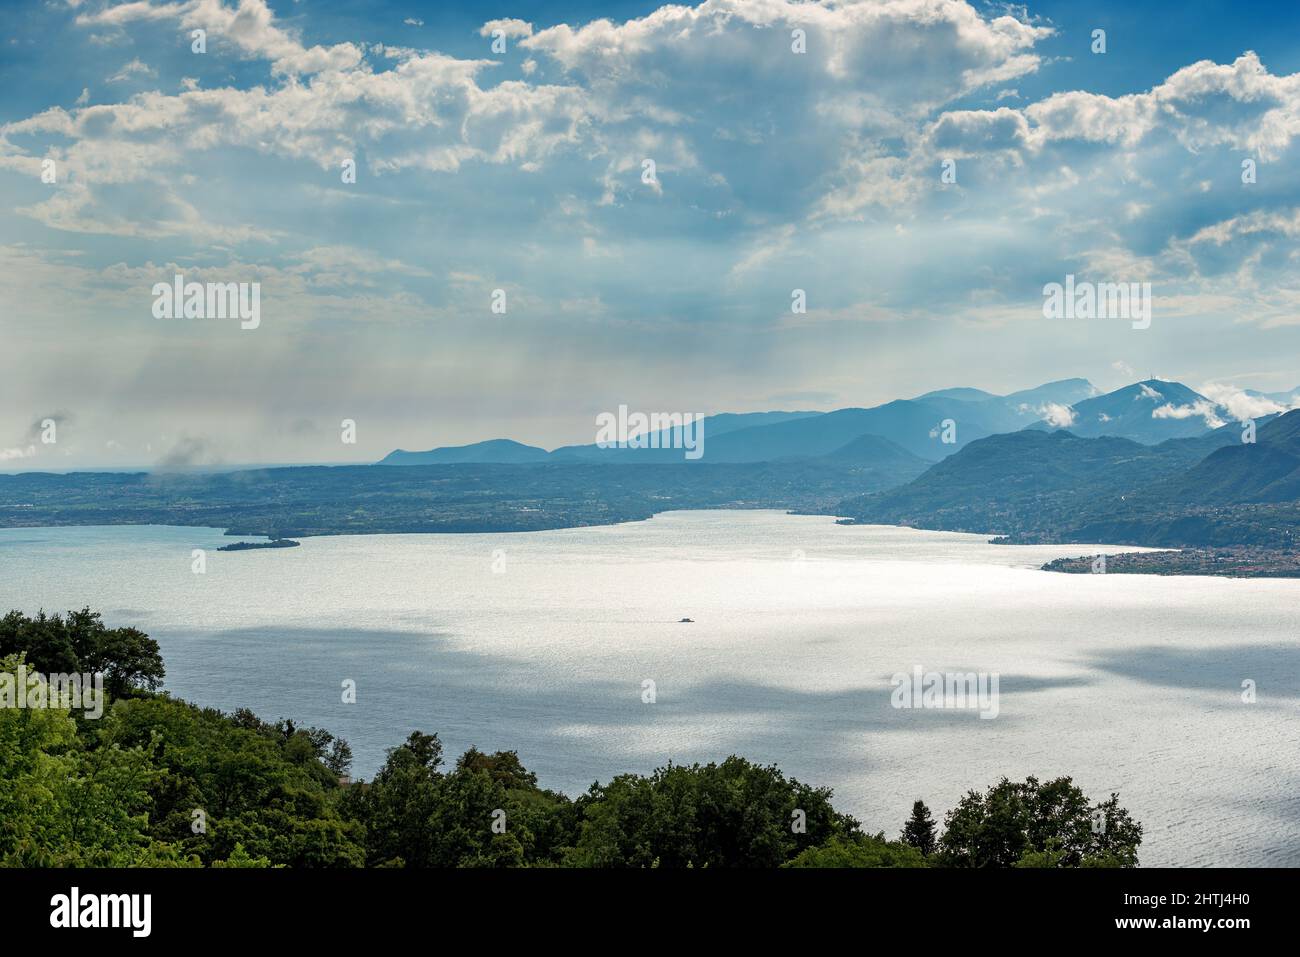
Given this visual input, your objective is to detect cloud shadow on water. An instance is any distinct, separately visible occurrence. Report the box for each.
[156,624,1094,796]
[1084,643,1300,699]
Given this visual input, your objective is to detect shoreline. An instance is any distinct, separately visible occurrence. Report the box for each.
[4,509,1299,578]
[1041,546,1300,578]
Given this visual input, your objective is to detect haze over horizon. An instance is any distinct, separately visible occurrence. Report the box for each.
[4,371,1297,472]
[5,0,1300,469]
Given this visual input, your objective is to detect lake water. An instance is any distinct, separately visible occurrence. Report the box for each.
[1,510,1296,866]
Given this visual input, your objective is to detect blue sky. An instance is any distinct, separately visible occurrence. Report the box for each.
[3,0,1300,467]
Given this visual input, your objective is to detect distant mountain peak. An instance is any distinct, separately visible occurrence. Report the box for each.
[379,438,550,466]
[1042,380,1213,444]
[913,386,999,403]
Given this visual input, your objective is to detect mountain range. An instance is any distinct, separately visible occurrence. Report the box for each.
[841,406,1300,549]
[381,378,1102,467]
[380,377,1291,472]
[373,375,1300,555]
[838,419,1249,538]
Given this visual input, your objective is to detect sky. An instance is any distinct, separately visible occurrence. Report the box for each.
[3,0,1300,469]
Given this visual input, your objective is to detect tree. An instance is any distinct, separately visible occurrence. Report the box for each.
[0,610,77,674]
[0,609,163,697]
[786,834,927,868]
[565,756,861,868]
[340,731,448,867]
[99,694,364,867]
[937,776,1142,868]
[75,619,165,697]
[0,654,161,866]
[901,799,936,856]
[324,738,353,778]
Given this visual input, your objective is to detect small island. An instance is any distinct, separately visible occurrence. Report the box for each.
[218,538,301,552]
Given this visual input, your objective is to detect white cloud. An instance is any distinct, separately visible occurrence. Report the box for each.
[480,18,533,41]
[288,245,433,285]
[76,0,364,76]
[1152,400,1225,429]
[934,52,1300,160]
[1199,382,1299,421]
[1182,207,1300,247]
[1038,402,1076,427]
[107,58,154,82]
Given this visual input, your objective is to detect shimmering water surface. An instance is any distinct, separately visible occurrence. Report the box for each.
[2,510,1296,866]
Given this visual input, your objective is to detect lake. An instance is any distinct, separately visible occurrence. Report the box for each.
[1,510,1296,866]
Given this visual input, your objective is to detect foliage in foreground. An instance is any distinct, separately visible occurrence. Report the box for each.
[0,610,1142,868]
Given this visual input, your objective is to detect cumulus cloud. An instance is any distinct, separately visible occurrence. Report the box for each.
[2,48,588,243]
[515,0,1052,219]
[480,18,533,40]
[1199,382,1299,421]
[1152,400,1225,429]
[1037,403,1076,427]
[75,0,364,76]
[524,0,1048,102]
[5,0,1295,260]
[927,51,1300,160]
